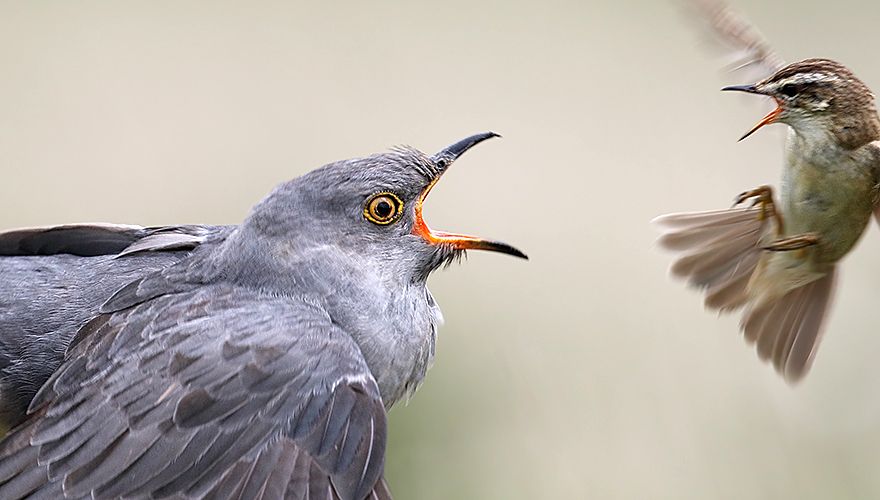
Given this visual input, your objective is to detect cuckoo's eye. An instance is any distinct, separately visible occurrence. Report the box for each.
[364,192,403,225]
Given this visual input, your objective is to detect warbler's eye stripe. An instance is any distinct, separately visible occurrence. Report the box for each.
[364,192,403,225]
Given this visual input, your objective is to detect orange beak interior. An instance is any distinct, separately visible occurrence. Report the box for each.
[412,176,527,259]
[739,99,783,141]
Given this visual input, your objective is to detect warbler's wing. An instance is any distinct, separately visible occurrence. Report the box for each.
[653,206,769,313]
[0,285,390,500]
[686,0,785,83]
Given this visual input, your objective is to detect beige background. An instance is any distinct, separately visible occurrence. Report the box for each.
[2,1,880,498]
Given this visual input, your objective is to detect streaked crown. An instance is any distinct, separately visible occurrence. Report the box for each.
[759,58,880,148]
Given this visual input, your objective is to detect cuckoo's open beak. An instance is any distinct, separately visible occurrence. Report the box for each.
[722,84,783,141]
[413,132,528,260]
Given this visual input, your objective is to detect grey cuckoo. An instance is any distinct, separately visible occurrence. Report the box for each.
[0,132,526,499]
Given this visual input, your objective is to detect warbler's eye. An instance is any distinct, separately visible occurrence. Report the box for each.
[780,83,801,98]
[364,192,403,225]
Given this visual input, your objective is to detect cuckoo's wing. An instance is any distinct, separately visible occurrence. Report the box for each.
[0,285,390,500]
[0,223,221,429]
[686,0,785,83]
[0,223,214,257]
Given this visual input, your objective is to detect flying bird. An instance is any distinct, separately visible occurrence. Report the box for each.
[655,1,880,382]
[0,132,526,499]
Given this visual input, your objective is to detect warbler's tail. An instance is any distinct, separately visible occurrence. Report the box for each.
[740,266,836,382]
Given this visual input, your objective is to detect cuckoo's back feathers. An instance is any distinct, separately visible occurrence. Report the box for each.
[0,223,213,257]
[0,223,224,429]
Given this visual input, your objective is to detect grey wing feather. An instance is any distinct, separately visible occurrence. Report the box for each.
[0,222,215,257]
[116,225,216,257]
[0,223,220,428]
[687,0,785,82]
[0,223,146,256]
[0,222,226,434]
[0,286,390,500]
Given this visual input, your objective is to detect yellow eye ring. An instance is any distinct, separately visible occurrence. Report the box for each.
[364,192,404,225]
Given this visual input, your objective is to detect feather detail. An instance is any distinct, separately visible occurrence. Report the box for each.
[0,223,212,258]
[653,207,768,311]
[741,268,836,382]
[654,205,836,381]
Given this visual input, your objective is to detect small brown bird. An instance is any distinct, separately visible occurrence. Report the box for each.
[655,1,880,382]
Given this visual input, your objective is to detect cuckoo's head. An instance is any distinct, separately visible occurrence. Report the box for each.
[722,58,880,148]
[243,132,526,284]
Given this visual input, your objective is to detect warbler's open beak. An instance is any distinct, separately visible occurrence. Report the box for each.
[721,84,783,141]
[413,132,528,260]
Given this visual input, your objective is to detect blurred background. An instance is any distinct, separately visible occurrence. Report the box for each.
[2,1,880,498]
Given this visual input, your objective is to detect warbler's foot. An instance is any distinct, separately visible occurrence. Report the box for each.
[733,185,773,207]
[733,185,784,235]
[762,233,820,252]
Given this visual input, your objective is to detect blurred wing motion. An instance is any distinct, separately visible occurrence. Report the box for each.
[741,266,836,383]
[654,207,836,382]
[686,0,785,83]
[0,283,391,499]
[654,207,767,313]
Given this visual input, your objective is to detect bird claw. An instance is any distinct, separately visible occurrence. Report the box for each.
[735,187,817,252]
[762,233,820,252]
[733,185,772,207]
[732,185,784,235]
